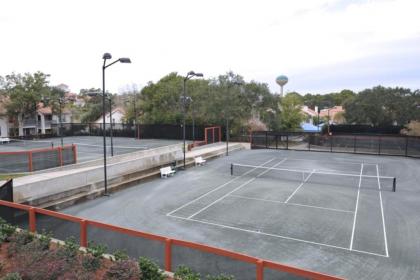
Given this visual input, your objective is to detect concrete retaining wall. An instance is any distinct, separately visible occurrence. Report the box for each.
[13,144,183,204]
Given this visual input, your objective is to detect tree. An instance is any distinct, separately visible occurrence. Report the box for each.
[344,86,418,126]
[278,93,305,131]
[2,72,51,133]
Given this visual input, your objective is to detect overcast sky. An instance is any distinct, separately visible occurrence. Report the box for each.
[1,0,419,95]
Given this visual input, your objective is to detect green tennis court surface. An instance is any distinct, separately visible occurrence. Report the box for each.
[53,149,420,279]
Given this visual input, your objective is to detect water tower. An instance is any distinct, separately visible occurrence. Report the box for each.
[276,75,288,97]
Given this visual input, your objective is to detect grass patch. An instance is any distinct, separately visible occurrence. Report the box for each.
[0,174,26,181]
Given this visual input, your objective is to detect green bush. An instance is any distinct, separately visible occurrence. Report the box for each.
[174,266,200,280]
[86,241,107,258]
[37,230,52,251]
[60,236,79,261]
[0,219,16,242]
[1,272,22,280]
[82,254,101,272]
[112,249,129,261]
[138,257,165,280]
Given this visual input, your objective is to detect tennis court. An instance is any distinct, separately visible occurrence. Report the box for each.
[0,136,183,163]
[57,148,420,279]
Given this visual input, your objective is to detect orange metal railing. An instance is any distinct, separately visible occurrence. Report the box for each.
[0,144,77,172]
[0,200,344,280]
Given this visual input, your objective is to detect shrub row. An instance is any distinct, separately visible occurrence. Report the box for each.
[0,218,234,280]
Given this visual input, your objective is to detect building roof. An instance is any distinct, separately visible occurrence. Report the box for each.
[319,106,344,117]
[301,105,318,117]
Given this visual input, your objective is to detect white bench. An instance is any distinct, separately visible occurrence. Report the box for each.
[0,138,10,144]
[195,156,206,166]
[160,166,176,178]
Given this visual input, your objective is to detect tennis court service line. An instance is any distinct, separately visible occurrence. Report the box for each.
[284,169,315,203]
[187,159,288,220]
[376,164,390,257]
[349,163,364,250]
[167,214,388,258]
[166,157,278,217]
[229,194,354,214]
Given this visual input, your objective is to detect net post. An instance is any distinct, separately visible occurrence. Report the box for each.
[275,135,278,149]
[286,134,289,150]
[405,136,408,157]
[230,164,233,176]
[393,177,396,192]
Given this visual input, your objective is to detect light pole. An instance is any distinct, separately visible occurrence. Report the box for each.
[225,81,242,156]
[182,71,203,169]
[101,53,131,195]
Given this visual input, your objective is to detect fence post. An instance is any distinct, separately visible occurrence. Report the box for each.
[72,145,78,163]
[80,220,88,247]
[308,134,311,151]
[28,151,33,172]
[286,134,289,150]
[275,135,278,149]
[393,177,396,192]
[256,260,264,280]
[265,131,268,148]
[405,136,409,157]
[165,238,172,272]
[353,136,357,153]
[378,137,382,155]
[330,135,333,152]
[58,146,63,166]
[29,207,36,233]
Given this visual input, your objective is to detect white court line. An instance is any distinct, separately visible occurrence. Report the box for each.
[229,194,354,214]
[167,214,388,258]
[73,143,149,149]
[166,157,277,216]
[187,159,288,219]
[376,164,390,257]
[284,169,315,203]
[349,163,364,250]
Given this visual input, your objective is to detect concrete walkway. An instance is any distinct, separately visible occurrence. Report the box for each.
[11,142,248,207]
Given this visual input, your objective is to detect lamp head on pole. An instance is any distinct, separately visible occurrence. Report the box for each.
[119,57,131,63]
[102,53,112,60]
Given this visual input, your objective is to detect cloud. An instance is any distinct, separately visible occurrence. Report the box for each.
[0,0,419,94]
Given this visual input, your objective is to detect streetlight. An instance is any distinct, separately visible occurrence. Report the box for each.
[101,53,131,195]
[182,71,203,169]
[225,81,242,156]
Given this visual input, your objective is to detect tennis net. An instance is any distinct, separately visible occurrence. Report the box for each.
[230,163,396,192]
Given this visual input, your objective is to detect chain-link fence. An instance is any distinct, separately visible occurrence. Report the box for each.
[0,145,77,173]
[251,131,420,158]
